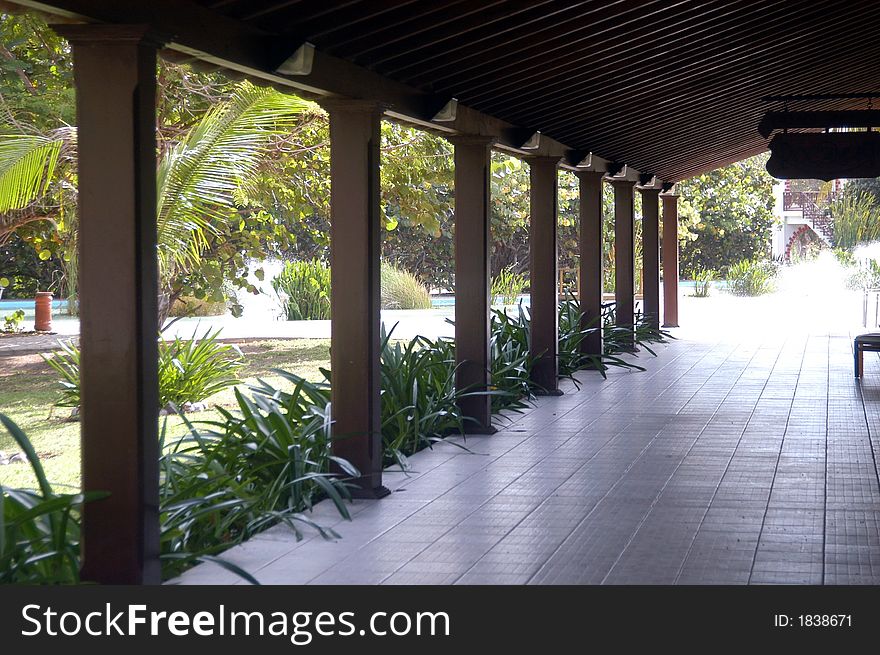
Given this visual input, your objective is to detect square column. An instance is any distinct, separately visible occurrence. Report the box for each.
[662,191,680,327]
[528,156,562,394]
[612,179,637,349]
[324,100,388,498]
[639,188,661,330]
[577,171,604,356]
[56,25,165,584]
[453,136,496,433]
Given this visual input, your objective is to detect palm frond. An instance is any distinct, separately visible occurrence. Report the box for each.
[157,81,313,276]
[0,132,66,212]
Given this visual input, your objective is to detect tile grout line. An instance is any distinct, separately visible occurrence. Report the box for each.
[600,340,780,584]
[522,339,765,585]
[746,333,811,585]
[663,335,791,584]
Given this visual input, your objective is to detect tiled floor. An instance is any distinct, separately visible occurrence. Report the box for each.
[174,332,880,585]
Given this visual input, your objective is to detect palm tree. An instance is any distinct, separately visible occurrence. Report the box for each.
[0,81,311,324]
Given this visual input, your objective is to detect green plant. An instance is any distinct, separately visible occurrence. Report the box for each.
[0,413,106,583]
[0,82,313,325]
[381,262,432,310]
[377,326,469,468]
[490,305,535,411]
[159,330,244,407]
[43,330,243,409]
[692,269,715,297]
[169,295,227,317]
[159,382,355,581]
[3,308,25,332]
[831,189,880,250]
[41,338,80,407]
[726,258,777,296]
[272,259,332,320]
[491,266,527,305]
[844,258,880,291]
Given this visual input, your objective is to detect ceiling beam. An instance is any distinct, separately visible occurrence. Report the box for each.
[7,0,650,177]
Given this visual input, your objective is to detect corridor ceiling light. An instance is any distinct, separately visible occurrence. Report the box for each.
[575,152,594,168]
[275,42,315,75]
[520,131,541,150]
[638,173,660,188]
[606,162,627,178]
[431,98,458,122]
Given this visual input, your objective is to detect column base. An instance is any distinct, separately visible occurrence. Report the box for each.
[349,485,391,500]
[662,322,679,328]
[461,423,498,435]
[534,388,564,397]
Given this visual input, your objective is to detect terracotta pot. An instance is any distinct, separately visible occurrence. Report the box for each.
[35,292,53,332]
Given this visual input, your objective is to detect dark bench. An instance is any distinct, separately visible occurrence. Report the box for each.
[854,333,880,378]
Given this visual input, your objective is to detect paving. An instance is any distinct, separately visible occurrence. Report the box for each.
[173,330,880,585]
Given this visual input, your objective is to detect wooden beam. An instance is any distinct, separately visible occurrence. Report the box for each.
[324,99,388,498]
[577,171,604,357]
[662,191,680,328]
[528,156,561,394]
[639,188,661,330]
[55,23,163,584]
[612,179,636,349]
[452,136,495,433]
[7,0,630,169]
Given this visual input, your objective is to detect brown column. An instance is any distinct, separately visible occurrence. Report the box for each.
[662,191,680,327]
[613,179,637,348]
[325,100,388,498]
[577,171,604,356]
[57,25,164,584]
[453,137,495,432]
[529,157,561,394]
[640,188,661,329]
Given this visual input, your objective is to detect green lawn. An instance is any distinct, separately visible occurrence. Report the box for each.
[0,338,331,491]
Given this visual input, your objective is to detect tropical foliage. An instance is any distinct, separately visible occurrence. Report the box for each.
[726,259,777,296]
[831,189,880,250]
[0,413,104,584]
[272,259,332,320]
[491,266,527,305]
[160,383,354,581]
[677,154,776,278]
[42,330,243,409]
[381,262,432,309]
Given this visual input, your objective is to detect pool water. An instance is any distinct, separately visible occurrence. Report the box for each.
[0,298,69,319]
[432,294,530,308]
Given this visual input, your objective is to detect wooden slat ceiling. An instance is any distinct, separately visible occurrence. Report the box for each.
[19,0,880,181]
[193,0,880,181]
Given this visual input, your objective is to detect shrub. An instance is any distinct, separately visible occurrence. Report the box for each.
[159,330,244,407]
[844,258,880,291]
[43,330,243,409]
[381,263,432,309]
[378,326,467,468]
[170,295,227,317]
[490,305,534,411]
[2,308,24,333]
[272,259,331,320]
[1,389,355,584]
[0,413,106,583]
[692,269,715,297]
[726,259,777,296]
[491,266,527,305]
[160,382,354,581]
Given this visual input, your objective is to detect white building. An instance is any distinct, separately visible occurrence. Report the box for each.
[770,178,843,259]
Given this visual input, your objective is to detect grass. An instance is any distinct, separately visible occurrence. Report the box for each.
[0,338,331,491]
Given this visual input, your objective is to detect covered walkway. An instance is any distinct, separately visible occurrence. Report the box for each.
[7,0,880,583]
[177,330,880,585]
